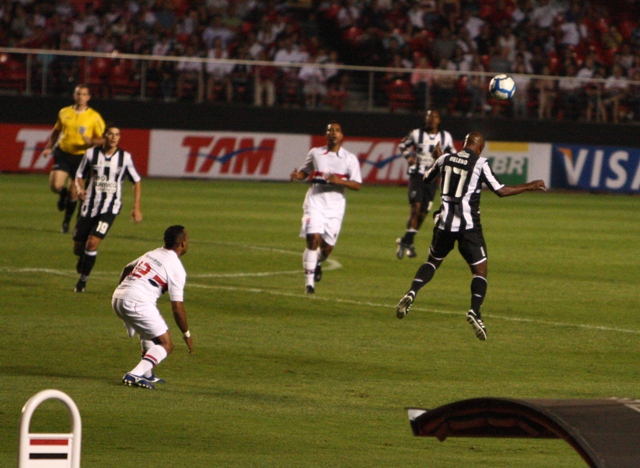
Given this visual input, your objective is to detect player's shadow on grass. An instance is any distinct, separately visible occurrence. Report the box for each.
[0,365,106,383]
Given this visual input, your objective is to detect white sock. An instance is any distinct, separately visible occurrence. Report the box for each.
[140,339,154,356]
[130,344,168,378]
[303,248,318,287]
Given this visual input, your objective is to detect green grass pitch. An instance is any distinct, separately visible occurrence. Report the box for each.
[1,173,638,467]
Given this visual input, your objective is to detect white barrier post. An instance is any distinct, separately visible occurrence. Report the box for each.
[18,389,82,468]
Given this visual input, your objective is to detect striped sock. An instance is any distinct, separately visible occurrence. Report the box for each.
[130,344,168,377]
[303,248,318,287]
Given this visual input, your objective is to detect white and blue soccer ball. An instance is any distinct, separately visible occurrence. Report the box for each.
[489,74,516,100]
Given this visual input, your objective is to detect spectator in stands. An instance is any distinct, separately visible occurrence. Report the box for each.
[205,37,233,102]
[298,55,328,109]
[601,24,624,52]
[448,45,471,72]
[557,62,583,119]
[535,65,557,120]
[337,0,361,31]
[489,45,512,74]
[52,36,81,95]
[496,25,517,63]
[602,64,629,123]
[253,49,277,107]
[411,53,434,111]
[626,69,640,121]
[176,45,203,101]
[202,14,234,49]
[384,52,412,86]
[531,0,559,30]
[512,62,532,118]
[465,61,489,117]
[256,18,278,55]
[55,0,75,22]
[456,27,477,59]
[555,9,584,49]
[510,0,531,29]
[432,26,457,63]
[155,0,177,33]
[474,22,493,57]
[229,45,253,103]
[460,8,485,41]
[585,67,606,122]
[439,0,461,31]
[321,49,346,91]
[431,58,457,114]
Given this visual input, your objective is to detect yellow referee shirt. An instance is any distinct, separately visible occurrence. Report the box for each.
[54,106,106,155]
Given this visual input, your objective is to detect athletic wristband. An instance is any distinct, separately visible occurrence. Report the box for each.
[183,330,191,338]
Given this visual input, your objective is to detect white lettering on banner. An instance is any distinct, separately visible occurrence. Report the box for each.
[590,150,603,187]
[17,129,51,169]
[606,151,628,189]
[632,163,640,190]
[510,157,524,174]
[561,148,589,186]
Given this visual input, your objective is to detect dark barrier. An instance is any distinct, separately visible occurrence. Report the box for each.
[408,397,640,468]
[1,95,639,148]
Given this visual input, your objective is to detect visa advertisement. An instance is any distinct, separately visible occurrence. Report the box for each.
[552,144,640,192]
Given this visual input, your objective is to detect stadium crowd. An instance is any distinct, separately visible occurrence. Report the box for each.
[1,0,639,122]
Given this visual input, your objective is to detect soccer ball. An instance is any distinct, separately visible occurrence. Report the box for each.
[489,74,516,100]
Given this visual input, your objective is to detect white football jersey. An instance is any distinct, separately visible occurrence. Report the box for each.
[112,247,186,304]
[299,145,362,219]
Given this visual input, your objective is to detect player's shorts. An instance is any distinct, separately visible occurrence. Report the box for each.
[408,173,438,214]
[111,297,168,340]
[300,211,343,246]
[73,212,117,242]
[429,227,487,265]
[51,147,83,179]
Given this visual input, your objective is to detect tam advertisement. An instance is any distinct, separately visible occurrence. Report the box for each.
[551,144,640,192]
[0,124,150,175]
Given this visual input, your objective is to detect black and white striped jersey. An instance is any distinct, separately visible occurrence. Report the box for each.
[76,146,141,218]
[424,148,504,232]
[399,128,454,175]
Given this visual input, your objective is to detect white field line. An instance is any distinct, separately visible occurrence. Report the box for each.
[1,266,638,335]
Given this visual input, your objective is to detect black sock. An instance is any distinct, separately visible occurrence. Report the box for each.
[80,251,97,281]
[57,187,68,211]
[402,230,417,245]
[64,199,78,224]
[75,253,85,274]
[410,262,437,295]
[470,276,488,316]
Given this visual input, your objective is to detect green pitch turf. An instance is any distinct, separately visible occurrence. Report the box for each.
[1,174,638,467]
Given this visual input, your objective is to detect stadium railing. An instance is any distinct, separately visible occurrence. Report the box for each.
[0,46,638,124]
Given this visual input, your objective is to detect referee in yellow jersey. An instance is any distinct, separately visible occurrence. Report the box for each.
[42,84,106,233]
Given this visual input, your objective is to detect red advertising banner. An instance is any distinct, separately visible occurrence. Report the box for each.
[0,124,150,175]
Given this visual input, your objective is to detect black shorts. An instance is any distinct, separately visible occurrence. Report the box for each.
[408,173,438,214]
[52,147,83,179]
[73,213,117,242]
[430,227,487,265]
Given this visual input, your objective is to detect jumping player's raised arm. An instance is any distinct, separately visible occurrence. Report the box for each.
[496,180,546,197]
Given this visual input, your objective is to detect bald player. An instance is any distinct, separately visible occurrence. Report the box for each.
[394,132,546,340]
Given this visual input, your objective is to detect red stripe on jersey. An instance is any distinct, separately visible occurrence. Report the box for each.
[311,171,347,180]
[30,439,68,446]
